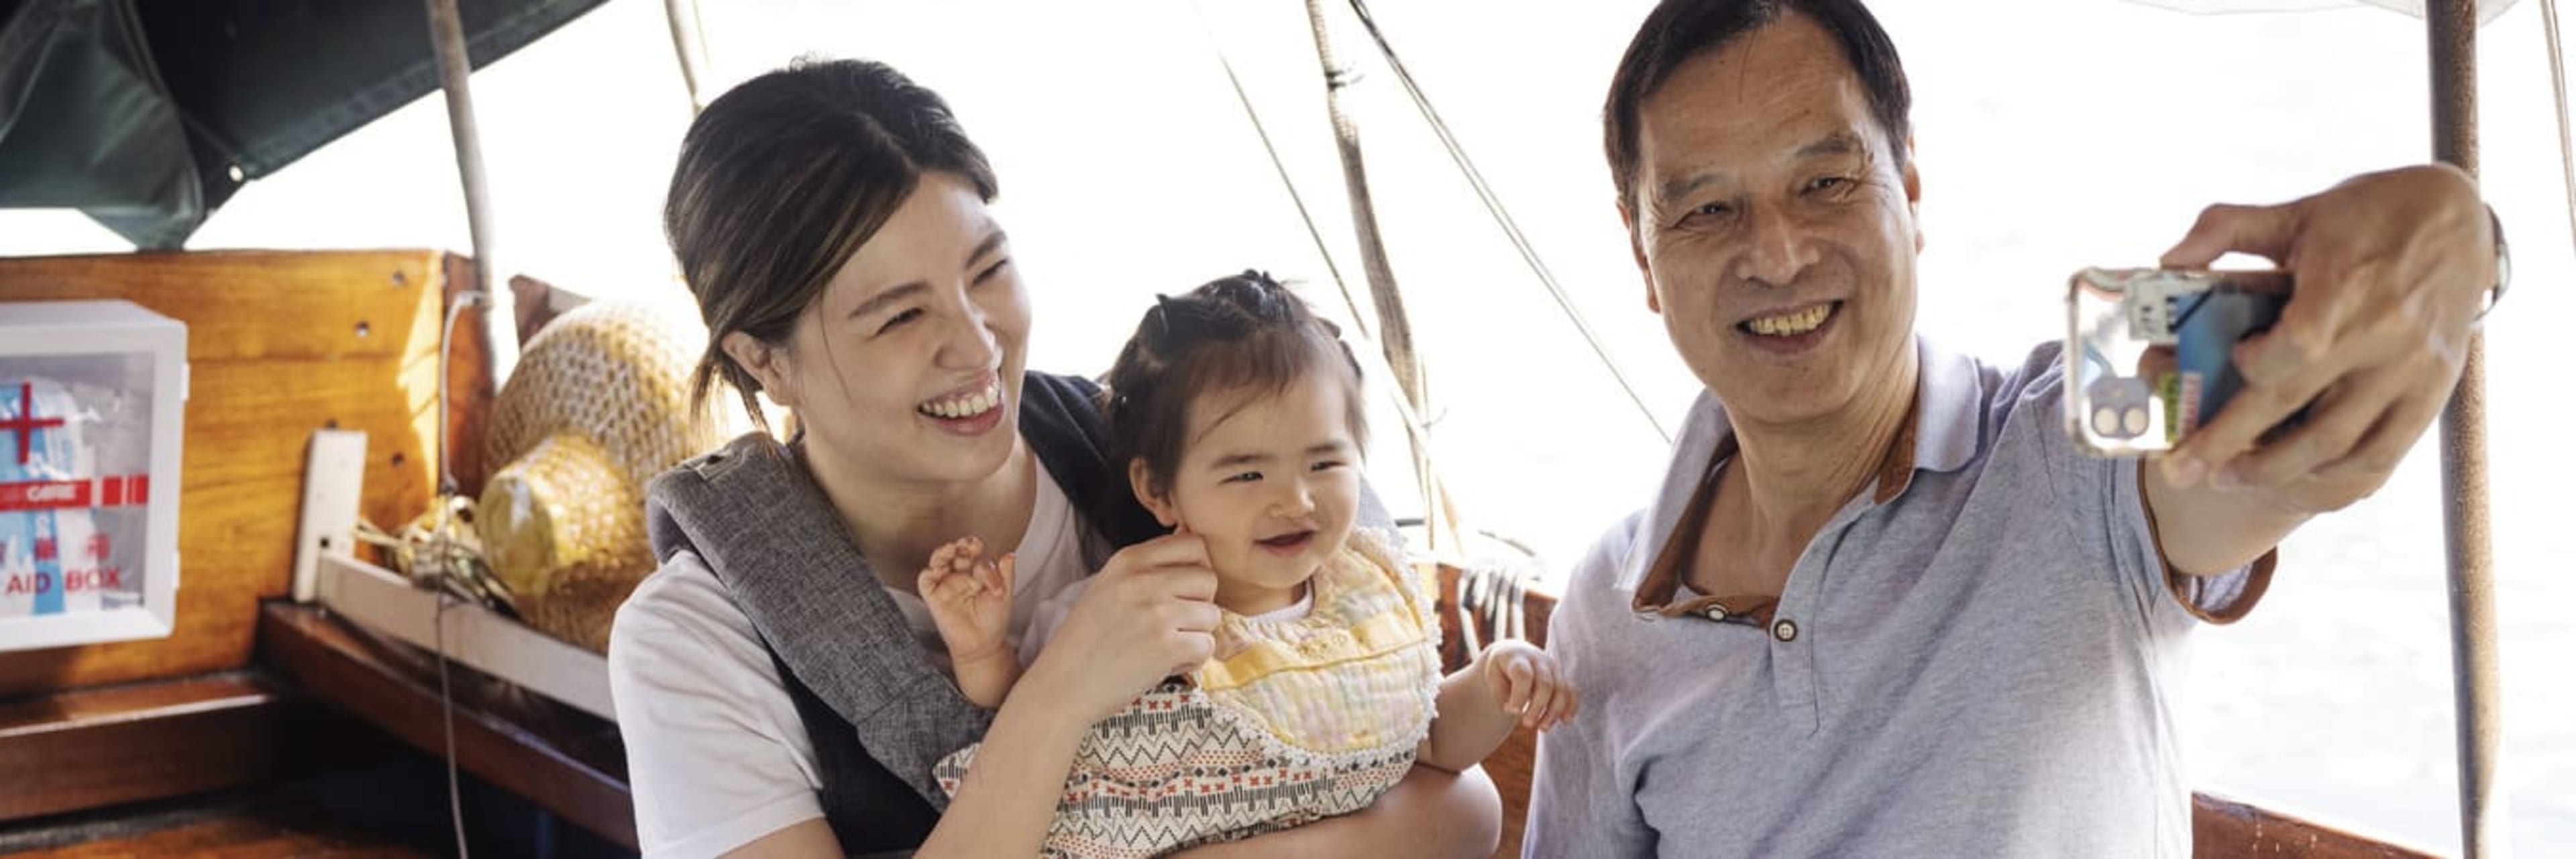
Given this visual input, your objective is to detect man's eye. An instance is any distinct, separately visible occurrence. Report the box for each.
[1807,176,1852,194]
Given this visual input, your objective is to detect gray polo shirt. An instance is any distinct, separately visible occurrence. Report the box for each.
[1524,338,2271,858]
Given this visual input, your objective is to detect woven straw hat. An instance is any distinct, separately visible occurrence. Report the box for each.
[478,301,722,652]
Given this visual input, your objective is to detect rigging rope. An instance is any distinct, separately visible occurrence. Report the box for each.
[1344,0,1674,445]
[2544,0,2576,268]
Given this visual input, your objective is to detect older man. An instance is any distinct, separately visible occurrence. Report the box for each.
[1523,1,2504,856]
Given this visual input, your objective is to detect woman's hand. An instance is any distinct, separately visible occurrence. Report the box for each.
[1016,527,1222,721]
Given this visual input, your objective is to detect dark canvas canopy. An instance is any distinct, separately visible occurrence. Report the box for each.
[0,0,608,249]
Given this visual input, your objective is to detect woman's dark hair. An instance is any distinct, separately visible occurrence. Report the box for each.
[665,57,999,434]
[1101,271,1368,498]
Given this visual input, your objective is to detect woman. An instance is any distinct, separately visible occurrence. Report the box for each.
[606,58,1501,858]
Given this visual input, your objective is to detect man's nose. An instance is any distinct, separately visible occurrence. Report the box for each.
[1737,204,1818,287]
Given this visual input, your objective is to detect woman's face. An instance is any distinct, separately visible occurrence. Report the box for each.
[741,172,1032,489]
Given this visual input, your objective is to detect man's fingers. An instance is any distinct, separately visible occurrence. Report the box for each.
[2171,358,2330,487]
[2162,203,2300,270]
[2221,369,2404,490]
[2316,386,2448,491]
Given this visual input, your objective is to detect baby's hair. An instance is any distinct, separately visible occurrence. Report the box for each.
[1102,270,1368,499]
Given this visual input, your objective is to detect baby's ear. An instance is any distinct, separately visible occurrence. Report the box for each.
[1128,459,1178,527]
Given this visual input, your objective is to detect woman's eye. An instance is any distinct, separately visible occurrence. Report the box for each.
[973,258,1012,285]
[879,308,923,334]
[1226,470,1263,484]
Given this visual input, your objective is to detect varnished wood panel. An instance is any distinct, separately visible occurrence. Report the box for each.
[2193,793,2435,858]
[3,814,430,859]
[0,788,435,859]
[0,674,287,821]
[257,602,636,851]
[0,251,492,696]
[1432,564,1546,859]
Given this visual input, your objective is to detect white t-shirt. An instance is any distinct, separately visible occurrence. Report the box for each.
[607,474,1091,858]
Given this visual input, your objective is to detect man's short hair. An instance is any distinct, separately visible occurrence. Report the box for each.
[1603,0,1913,211]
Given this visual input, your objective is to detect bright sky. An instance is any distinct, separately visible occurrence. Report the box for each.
[1,0,2568,852]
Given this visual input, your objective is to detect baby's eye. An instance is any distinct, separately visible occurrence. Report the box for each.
[1226,470,1263,484]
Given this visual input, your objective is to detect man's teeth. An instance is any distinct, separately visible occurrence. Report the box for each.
[920,383,1001,419]
[1748,304,1832,336]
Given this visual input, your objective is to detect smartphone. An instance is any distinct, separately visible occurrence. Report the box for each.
[2065,267,2290,457]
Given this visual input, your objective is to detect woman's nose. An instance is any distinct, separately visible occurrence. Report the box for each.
[937,302,999,369]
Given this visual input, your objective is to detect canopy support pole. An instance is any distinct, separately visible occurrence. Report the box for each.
[425,0,518,391]
[1301,0,1451,550]
[2426,2,2504,856]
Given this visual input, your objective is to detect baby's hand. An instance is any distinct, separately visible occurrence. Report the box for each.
[917,536,1016,665]
[1477,640,1578,731]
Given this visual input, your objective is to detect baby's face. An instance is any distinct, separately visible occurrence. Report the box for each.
[1144,376,1362,615]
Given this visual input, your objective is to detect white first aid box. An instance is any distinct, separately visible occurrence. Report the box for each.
[0,299,186,651]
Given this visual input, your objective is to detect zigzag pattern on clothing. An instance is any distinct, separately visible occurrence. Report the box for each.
[932,680,1419,858]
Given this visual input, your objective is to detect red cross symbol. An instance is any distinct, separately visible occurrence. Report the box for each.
[1,383,66,465]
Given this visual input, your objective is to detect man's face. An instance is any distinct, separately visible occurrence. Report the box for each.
[1623,12,1922,428]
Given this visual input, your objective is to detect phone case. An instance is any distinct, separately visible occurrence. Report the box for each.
[2064,267,2289,457]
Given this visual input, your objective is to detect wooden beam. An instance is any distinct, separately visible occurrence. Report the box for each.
[0,673,288,821]
[0,785,437,858]
[2193,793,2436,859]
[255,601,635,851]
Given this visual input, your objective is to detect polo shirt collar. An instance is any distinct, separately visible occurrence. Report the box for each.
[1617,336,1988,603]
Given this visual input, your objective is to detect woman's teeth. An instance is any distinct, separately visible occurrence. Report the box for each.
[1747,304,1833,336]
[918,381,1001,419]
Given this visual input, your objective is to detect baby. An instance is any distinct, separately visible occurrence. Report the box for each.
[920,271,1574,857]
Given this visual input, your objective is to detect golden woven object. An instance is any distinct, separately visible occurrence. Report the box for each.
[478,301,719,653]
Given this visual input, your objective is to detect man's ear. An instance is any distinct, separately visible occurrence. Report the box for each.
[1902,136,1925,253]
[1620,197,1661,314]
[1128,458,1179,528]
[722,330,798,409]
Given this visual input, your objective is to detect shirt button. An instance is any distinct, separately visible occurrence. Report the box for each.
[1772,619,1799,642]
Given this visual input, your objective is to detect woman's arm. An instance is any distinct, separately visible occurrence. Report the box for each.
[908,532,1227,858]
[1169,764,1503,859]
